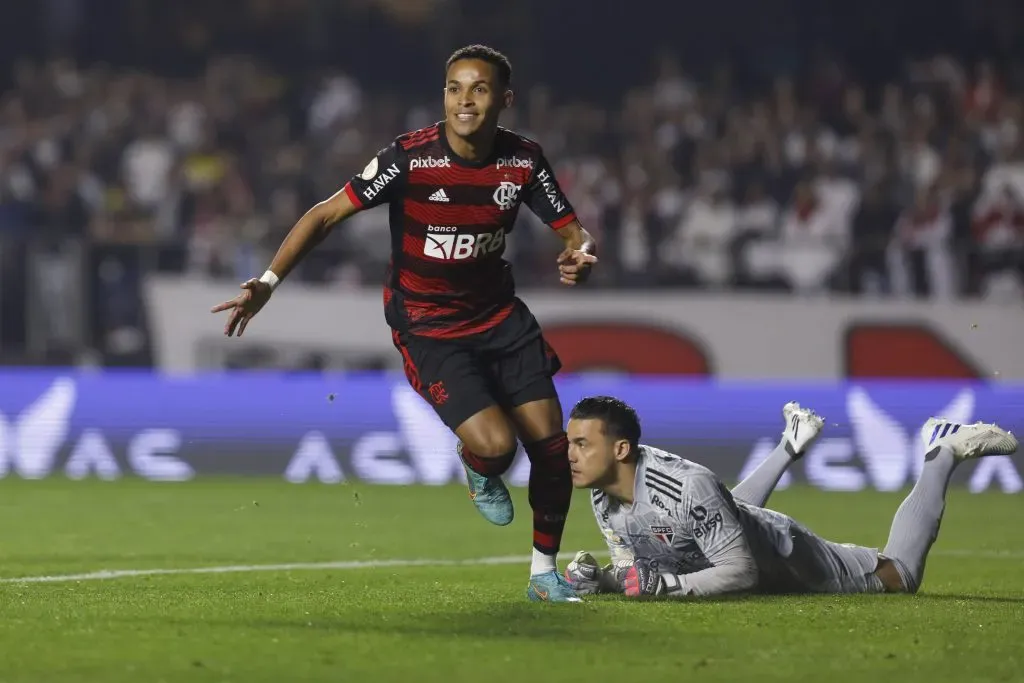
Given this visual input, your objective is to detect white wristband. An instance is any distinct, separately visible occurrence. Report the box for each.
[259,270,281,291]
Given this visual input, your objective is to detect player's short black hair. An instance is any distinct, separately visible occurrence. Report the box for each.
[569,396,642,450]
[446,44,512,88]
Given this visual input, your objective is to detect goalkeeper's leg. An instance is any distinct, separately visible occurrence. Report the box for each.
[731,402,823,507]
[877,418,1018,593]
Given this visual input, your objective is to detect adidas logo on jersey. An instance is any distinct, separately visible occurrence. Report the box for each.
[645,468,683,504]
[428,189,450,202]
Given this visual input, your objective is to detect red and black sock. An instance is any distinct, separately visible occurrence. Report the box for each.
[524,432,572,555]
[460,444,517,477]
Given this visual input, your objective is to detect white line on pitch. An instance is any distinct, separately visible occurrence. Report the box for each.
[0,548,1020,585]
[0,554,536,585]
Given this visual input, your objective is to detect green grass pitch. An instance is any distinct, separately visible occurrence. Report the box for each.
[0,479,1021,683]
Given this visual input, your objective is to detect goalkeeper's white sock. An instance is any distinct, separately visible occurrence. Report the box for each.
[881,445,957,593]
[731,437,793,507]
[530,548,557,576]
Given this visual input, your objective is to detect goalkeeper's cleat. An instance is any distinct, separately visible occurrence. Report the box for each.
[527,570,582,603]
[921,418,1018,462]
[782,401,825,458]
[458,442,514,526]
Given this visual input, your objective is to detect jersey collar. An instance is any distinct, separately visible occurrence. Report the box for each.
[626,447,648,512]
[438,121,497,169]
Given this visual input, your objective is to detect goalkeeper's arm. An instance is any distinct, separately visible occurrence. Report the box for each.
[629,476,760,598]
[653,533,758,597]
[571,540,759,597]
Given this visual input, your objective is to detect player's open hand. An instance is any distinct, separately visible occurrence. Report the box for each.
[556,248,597,286]
[210,278,273,337]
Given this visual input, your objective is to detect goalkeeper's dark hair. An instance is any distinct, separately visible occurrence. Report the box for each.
[570,396,642,451]
[446,44,512,88]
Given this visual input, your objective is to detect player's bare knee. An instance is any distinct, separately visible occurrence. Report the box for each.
[470,434,518,458]
[457,411,518,458]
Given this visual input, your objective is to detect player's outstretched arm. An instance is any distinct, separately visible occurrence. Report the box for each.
[209,190,358,337]
[211,140,403,337]
[265,189,359,285]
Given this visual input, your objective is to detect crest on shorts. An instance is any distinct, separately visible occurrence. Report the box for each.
[428,381,449,405]
[650,525,674,544]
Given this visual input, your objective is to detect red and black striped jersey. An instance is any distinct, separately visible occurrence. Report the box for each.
[342,122,578,339]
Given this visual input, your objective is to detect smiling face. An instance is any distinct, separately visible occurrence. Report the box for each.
[444,58,511,141]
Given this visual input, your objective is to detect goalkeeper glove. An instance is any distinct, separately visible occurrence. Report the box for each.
[564,551,605,595]
[623,557,665,597]
[564,551,629,595]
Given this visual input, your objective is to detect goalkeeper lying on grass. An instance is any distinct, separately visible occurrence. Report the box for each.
[562,396,1017,598]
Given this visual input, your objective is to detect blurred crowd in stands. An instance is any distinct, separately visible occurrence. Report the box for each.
[1,0,1023,365]
[7,51,1024,296]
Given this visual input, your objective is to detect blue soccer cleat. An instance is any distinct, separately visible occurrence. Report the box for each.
[458,442,514,526]
[527,570,582,603]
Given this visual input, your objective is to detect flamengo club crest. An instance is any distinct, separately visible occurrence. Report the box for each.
[651,525,674,544]
[493,182,521,210]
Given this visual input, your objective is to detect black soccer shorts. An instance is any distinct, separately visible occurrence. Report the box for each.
[390,302,562,432]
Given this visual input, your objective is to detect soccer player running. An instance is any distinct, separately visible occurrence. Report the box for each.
[562,397,1018,598]
[210,45,596,602]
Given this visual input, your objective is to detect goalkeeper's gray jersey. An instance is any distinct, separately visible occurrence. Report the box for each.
[591,445,880,593]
